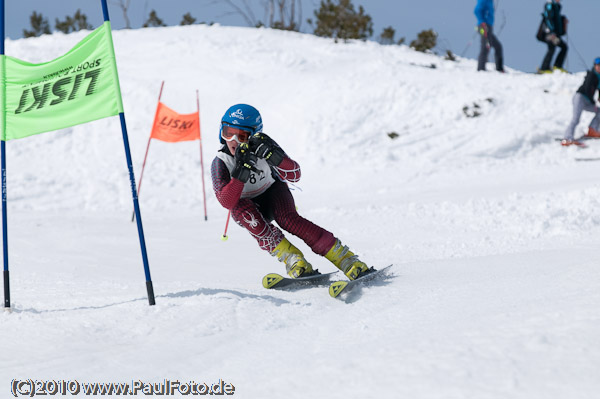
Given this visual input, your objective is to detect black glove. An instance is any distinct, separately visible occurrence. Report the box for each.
[249,133,285,167]
[231,143,257,183]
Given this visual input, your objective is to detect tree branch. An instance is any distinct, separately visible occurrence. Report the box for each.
[109,0,131,28]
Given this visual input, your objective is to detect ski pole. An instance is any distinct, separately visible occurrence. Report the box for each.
[221,211,231,241]
[197,90,208,221]
[461,30,478,57]
[566,33,588,71]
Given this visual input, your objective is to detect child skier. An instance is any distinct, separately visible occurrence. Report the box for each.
[562,58,600,147]
[211,104,372,280]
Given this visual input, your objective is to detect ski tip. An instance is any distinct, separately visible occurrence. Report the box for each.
[329,281,348,298]
[379,264,394,273]
[262,273,284,289]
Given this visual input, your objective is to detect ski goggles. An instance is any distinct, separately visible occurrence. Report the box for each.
[221,124,254,143]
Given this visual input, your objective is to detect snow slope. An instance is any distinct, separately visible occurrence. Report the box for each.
[1,24,599,399]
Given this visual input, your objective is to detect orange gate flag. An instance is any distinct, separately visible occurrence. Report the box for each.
[150,102,200,143]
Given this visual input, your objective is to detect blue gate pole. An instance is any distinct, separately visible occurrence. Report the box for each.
[1,0,10,309]
[101,0,155,305]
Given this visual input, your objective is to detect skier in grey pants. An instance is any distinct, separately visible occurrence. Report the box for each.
[562,58,600,146]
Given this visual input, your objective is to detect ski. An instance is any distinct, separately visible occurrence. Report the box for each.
[329,264,393,299]
[575,157,600,162]
[581,137,600,141]
[553,138,587,148]
[262,270,338,290]
[555,136,600,142]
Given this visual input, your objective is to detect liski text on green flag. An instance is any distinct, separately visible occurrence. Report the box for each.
[0,21,124,141]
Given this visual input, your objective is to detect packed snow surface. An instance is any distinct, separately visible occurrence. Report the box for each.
[1,24,599,399]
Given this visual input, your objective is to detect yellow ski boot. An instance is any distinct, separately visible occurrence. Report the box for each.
[325,239,370,280]
[271,238,314,278]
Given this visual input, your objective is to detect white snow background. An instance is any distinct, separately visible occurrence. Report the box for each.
[1,23,599,399]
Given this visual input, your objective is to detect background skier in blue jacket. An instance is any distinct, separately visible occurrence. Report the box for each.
[474,0,504,72]
[539,0,568,73]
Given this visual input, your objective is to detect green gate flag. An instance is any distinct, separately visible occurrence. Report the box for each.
[0,21,124,141]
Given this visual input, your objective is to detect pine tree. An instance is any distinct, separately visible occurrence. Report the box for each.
[23,11,51,38]
[143,10,166,28]
[72,9,93,31]
[379,26,395,45]
[55,9,93,34]
[180,12,197,26]
[410,29,437,52]
[308,0,373,42]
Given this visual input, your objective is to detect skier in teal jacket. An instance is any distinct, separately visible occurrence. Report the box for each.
[539,0,568,73]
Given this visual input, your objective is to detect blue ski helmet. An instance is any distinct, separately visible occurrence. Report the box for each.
[219,104,263,144]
